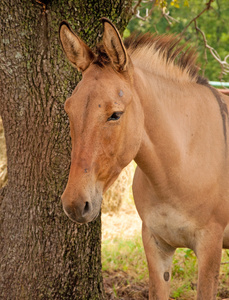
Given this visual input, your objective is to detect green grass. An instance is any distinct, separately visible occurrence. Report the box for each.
[102,235,148,282]
[171,248,198,299]
[102,235,229,299]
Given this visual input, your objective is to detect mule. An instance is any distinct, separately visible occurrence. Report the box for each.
[59,18,229,300]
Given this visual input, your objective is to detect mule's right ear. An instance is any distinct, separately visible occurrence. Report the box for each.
[59,21,95,72]
[101,18,128,72]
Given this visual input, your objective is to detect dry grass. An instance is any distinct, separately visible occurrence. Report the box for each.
[102,166,141,241]
[102,162,135,214]
[0,118,7,188]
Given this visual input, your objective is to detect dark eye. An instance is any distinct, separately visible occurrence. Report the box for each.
[107,112,123,121]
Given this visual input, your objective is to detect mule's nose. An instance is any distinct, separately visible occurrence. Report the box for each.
[62,197,93,224]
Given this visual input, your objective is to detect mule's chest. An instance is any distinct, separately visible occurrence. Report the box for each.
[144,204,196,249]
[133,168,197,249]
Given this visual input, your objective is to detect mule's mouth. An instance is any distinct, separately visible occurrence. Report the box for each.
[64,207,100,224]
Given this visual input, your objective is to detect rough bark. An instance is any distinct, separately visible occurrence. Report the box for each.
[0,1,132,299]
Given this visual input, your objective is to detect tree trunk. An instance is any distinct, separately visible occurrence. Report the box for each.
[0,1,132,299]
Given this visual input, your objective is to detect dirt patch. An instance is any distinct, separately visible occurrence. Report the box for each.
[103,270,149,300]
[103,270,229,300]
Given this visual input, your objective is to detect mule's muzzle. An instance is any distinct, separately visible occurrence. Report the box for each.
[61,194,102,224]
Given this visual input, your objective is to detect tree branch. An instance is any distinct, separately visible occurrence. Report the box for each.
[132,0,143,16]
[181,0,214,36]
[162,6,179,25]
[133,0,179,24]
[194,20,229,80]
[132,0,156,21]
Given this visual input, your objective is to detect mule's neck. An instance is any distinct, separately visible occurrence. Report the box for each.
[133,68,186,181]
[132,65,227,184]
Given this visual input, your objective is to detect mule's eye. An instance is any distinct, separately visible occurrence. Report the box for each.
[107,112,123,121]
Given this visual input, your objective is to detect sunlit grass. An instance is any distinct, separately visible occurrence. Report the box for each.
[102,234,229,299]
[171,248,197,299]
[102,235,148,282]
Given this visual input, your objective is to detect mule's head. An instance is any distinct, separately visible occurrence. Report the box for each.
[59,18,143,223]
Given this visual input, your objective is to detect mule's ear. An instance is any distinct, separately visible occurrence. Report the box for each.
[101,18,128,72]
[59,21,95,72]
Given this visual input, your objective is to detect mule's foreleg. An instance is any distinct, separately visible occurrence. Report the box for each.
[195,227,224,300]
[142,223,175,300]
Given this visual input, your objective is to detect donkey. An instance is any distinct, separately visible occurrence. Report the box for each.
[59,18,229,299]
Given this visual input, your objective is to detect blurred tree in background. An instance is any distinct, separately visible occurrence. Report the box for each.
[127,0,229,82]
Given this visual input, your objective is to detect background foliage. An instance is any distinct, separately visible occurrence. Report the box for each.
[126,0,229,82]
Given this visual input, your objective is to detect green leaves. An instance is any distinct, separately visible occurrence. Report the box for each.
[129,0,229,81]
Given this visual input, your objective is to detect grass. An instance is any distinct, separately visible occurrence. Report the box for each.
[102,233,229,299]
[102,235,148,281]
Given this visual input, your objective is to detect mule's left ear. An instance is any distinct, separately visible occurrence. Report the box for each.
[101,18,128,72]
[59,21,95,72]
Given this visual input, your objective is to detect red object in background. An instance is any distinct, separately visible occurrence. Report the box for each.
[217,89,229,96]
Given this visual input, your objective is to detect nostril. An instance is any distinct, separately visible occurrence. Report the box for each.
[83,201,90,216]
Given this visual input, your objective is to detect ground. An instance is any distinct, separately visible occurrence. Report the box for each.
[102,200,149,299]
[103,270,149,300]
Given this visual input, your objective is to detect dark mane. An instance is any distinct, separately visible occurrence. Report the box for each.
[94,32,208,85]
[124,32,205,83]
[93,44,111,67]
